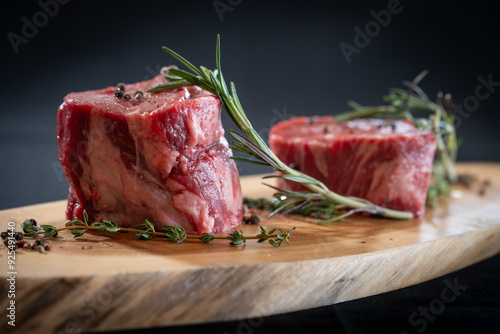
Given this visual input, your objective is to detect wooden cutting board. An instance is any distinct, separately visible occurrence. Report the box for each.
[1,162,499,334]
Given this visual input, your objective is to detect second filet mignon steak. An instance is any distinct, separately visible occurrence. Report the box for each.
[269,117,437,218]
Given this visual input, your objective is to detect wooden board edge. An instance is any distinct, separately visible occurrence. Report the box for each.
[4,223,499,333]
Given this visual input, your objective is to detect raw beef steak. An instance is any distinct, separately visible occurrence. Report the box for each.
[269,117,436,218]
[57,75,243,235]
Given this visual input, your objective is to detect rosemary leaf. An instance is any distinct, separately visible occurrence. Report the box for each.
[230,156,272,166]
[161,46,204,78]
[280,174,320,184]
[148,80,192,92]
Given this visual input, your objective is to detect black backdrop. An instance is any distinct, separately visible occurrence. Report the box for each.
[1,0,500,209]
[1,1,499,333]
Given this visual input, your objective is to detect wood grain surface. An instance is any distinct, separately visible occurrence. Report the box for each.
[1,162,499,334]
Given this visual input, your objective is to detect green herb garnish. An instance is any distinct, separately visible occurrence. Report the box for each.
[20,213,294,248]
[147,35,414,221]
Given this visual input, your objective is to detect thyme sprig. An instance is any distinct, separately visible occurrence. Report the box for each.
[333,70,459,205]
[147,35,414,221]
[20,212,293,248]
[134,219,156,240]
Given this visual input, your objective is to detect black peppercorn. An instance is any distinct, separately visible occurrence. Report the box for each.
[243,214,260,225]
[134,90,144,100]
[114,89,124,99]
[27,218,38,226]
[117,82,126,91]
[123,94,131,101]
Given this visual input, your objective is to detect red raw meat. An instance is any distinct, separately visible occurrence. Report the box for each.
[269,117,437,218]
[57,75,242,235]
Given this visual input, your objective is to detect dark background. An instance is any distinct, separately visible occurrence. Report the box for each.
[1,1,499,333]
[1,0,499,210]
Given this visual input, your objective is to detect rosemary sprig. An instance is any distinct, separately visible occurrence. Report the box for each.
[147,35,414,221]
[333,70,459,205]
[20,212,294,248]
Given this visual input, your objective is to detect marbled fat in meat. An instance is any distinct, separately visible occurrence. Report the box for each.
[57,75,242,234]
[269,117,437,218]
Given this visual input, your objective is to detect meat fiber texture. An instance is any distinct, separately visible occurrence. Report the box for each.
[269,117,437,218]
[57,75,243,235]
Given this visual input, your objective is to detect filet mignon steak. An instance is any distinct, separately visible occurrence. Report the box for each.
[57,75,243,234]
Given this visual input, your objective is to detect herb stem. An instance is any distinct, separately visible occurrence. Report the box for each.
[32,224,287,243]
